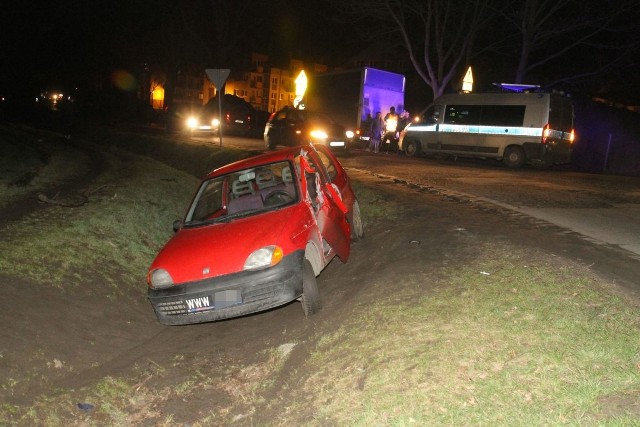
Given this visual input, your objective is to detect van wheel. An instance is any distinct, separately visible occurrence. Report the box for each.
[404,139,421,157]
[503,146,525,168]
[301,260,321,317]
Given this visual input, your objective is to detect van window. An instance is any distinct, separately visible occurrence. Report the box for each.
[480,105,525,126]
[444,105,480,125]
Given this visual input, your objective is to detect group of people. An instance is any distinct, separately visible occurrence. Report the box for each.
[362,107,410,153]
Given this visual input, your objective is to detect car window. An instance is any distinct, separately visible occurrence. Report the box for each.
[312,146,338,181]
[184,160,298,226]
[302,153,328,185]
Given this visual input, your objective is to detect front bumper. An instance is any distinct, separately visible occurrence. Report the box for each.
[148,250,305,325]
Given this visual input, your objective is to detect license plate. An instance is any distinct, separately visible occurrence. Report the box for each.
[214,289,242,309]
[185,295,213,312]
[329,141,345,147]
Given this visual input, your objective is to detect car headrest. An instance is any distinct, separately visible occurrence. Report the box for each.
[256,170,277,189]
[281,166,293,183]
[232,180,255,198]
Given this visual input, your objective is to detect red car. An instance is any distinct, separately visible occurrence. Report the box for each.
[147,144,364,325]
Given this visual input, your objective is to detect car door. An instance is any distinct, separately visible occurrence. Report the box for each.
[310,144,355,209]
[299,152,351,262]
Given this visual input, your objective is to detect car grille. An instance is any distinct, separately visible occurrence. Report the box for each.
[155,300,188,315]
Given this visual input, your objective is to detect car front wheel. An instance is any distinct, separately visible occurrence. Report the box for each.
[350,199,364,241]
[301,259,321,316]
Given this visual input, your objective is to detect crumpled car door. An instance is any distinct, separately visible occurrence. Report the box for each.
[300,154,351,262]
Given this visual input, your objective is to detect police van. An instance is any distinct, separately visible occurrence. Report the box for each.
[398,91,575,168]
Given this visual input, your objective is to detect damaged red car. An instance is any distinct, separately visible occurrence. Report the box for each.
[147,144,364,325]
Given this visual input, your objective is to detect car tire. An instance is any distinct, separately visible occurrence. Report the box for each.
[349,199,365,241]
[301,259,321,317]
[404,138,421,157]
[503,146,526,168]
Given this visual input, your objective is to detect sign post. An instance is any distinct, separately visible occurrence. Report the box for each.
[205,69,231,147]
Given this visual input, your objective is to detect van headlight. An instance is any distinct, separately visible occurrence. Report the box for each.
[149,268,174,288]
[244,245,284,270]
[346,130,355,139]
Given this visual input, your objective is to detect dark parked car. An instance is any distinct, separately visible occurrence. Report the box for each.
[200,94,264,137]
[264,106,354,151]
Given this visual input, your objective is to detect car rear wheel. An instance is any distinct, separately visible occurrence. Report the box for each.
[301,259,321,316]
[350,199,364,241]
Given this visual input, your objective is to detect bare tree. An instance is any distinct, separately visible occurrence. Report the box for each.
[332,0,495,100]
[500,0,640,85]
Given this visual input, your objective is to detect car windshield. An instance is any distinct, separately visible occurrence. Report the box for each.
[184,160,299,227]
[302,111,335,125]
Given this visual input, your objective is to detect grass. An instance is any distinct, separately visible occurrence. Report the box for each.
[13,240,638,426]
[1,126,639,425]
[0,124,90,208]
[279,247,640,426]
[0,148,198,295]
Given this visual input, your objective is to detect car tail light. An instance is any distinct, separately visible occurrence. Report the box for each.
[541,124,550,144]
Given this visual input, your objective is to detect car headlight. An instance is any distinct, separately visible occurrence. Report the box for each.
[149,268,174,288]
[244,245,283,270]
[212,118,220,127]
[310,129,328,139]
[186,117,198,129]
[346,130,354,139]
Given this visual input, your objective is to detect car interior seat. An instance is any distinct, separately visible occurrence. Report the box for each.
[232,180,255,198]
[255,170,277,189]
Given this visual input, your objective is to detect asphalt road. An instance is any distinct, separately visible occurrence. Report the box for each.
[341,150,640,261]
[186,133,640,259]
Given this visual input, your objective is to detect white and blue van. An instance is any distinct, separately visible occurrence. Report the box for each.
[399,92,575,168]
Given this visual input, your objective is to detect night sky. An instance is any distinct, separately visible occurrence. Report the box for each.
[0,0,357,98]
[2,0,640,105]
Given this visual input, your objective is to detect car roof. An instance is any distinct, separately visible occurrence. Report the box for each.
[206,146,303,179]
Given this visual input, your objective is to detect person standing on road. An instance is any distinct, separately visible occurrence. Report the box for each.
[370,112,383,153]
[383,106,399,153]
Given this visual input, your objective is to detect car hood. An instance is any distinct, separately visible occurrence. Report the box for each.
[149,207,304,285]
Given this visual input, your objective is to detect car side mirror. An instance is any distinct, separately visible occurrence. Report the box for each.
[172,219,183,232]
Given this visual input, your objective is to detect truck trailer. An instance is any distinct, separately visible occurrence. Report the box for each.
[303,67,406,145]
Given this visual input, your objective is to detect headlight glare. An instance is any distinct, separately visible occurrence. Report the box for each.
[186,117,198,129]
[150,268,174,288]
[310,129,328,139]
[244,245,283,270]
[346,130,354,139]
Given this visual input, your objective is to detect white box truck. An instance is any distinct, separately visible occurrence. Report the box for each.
[304,67,406,145]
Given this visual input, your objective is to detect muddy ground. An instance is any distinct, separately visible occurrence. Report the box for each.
[1,131,639,424]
